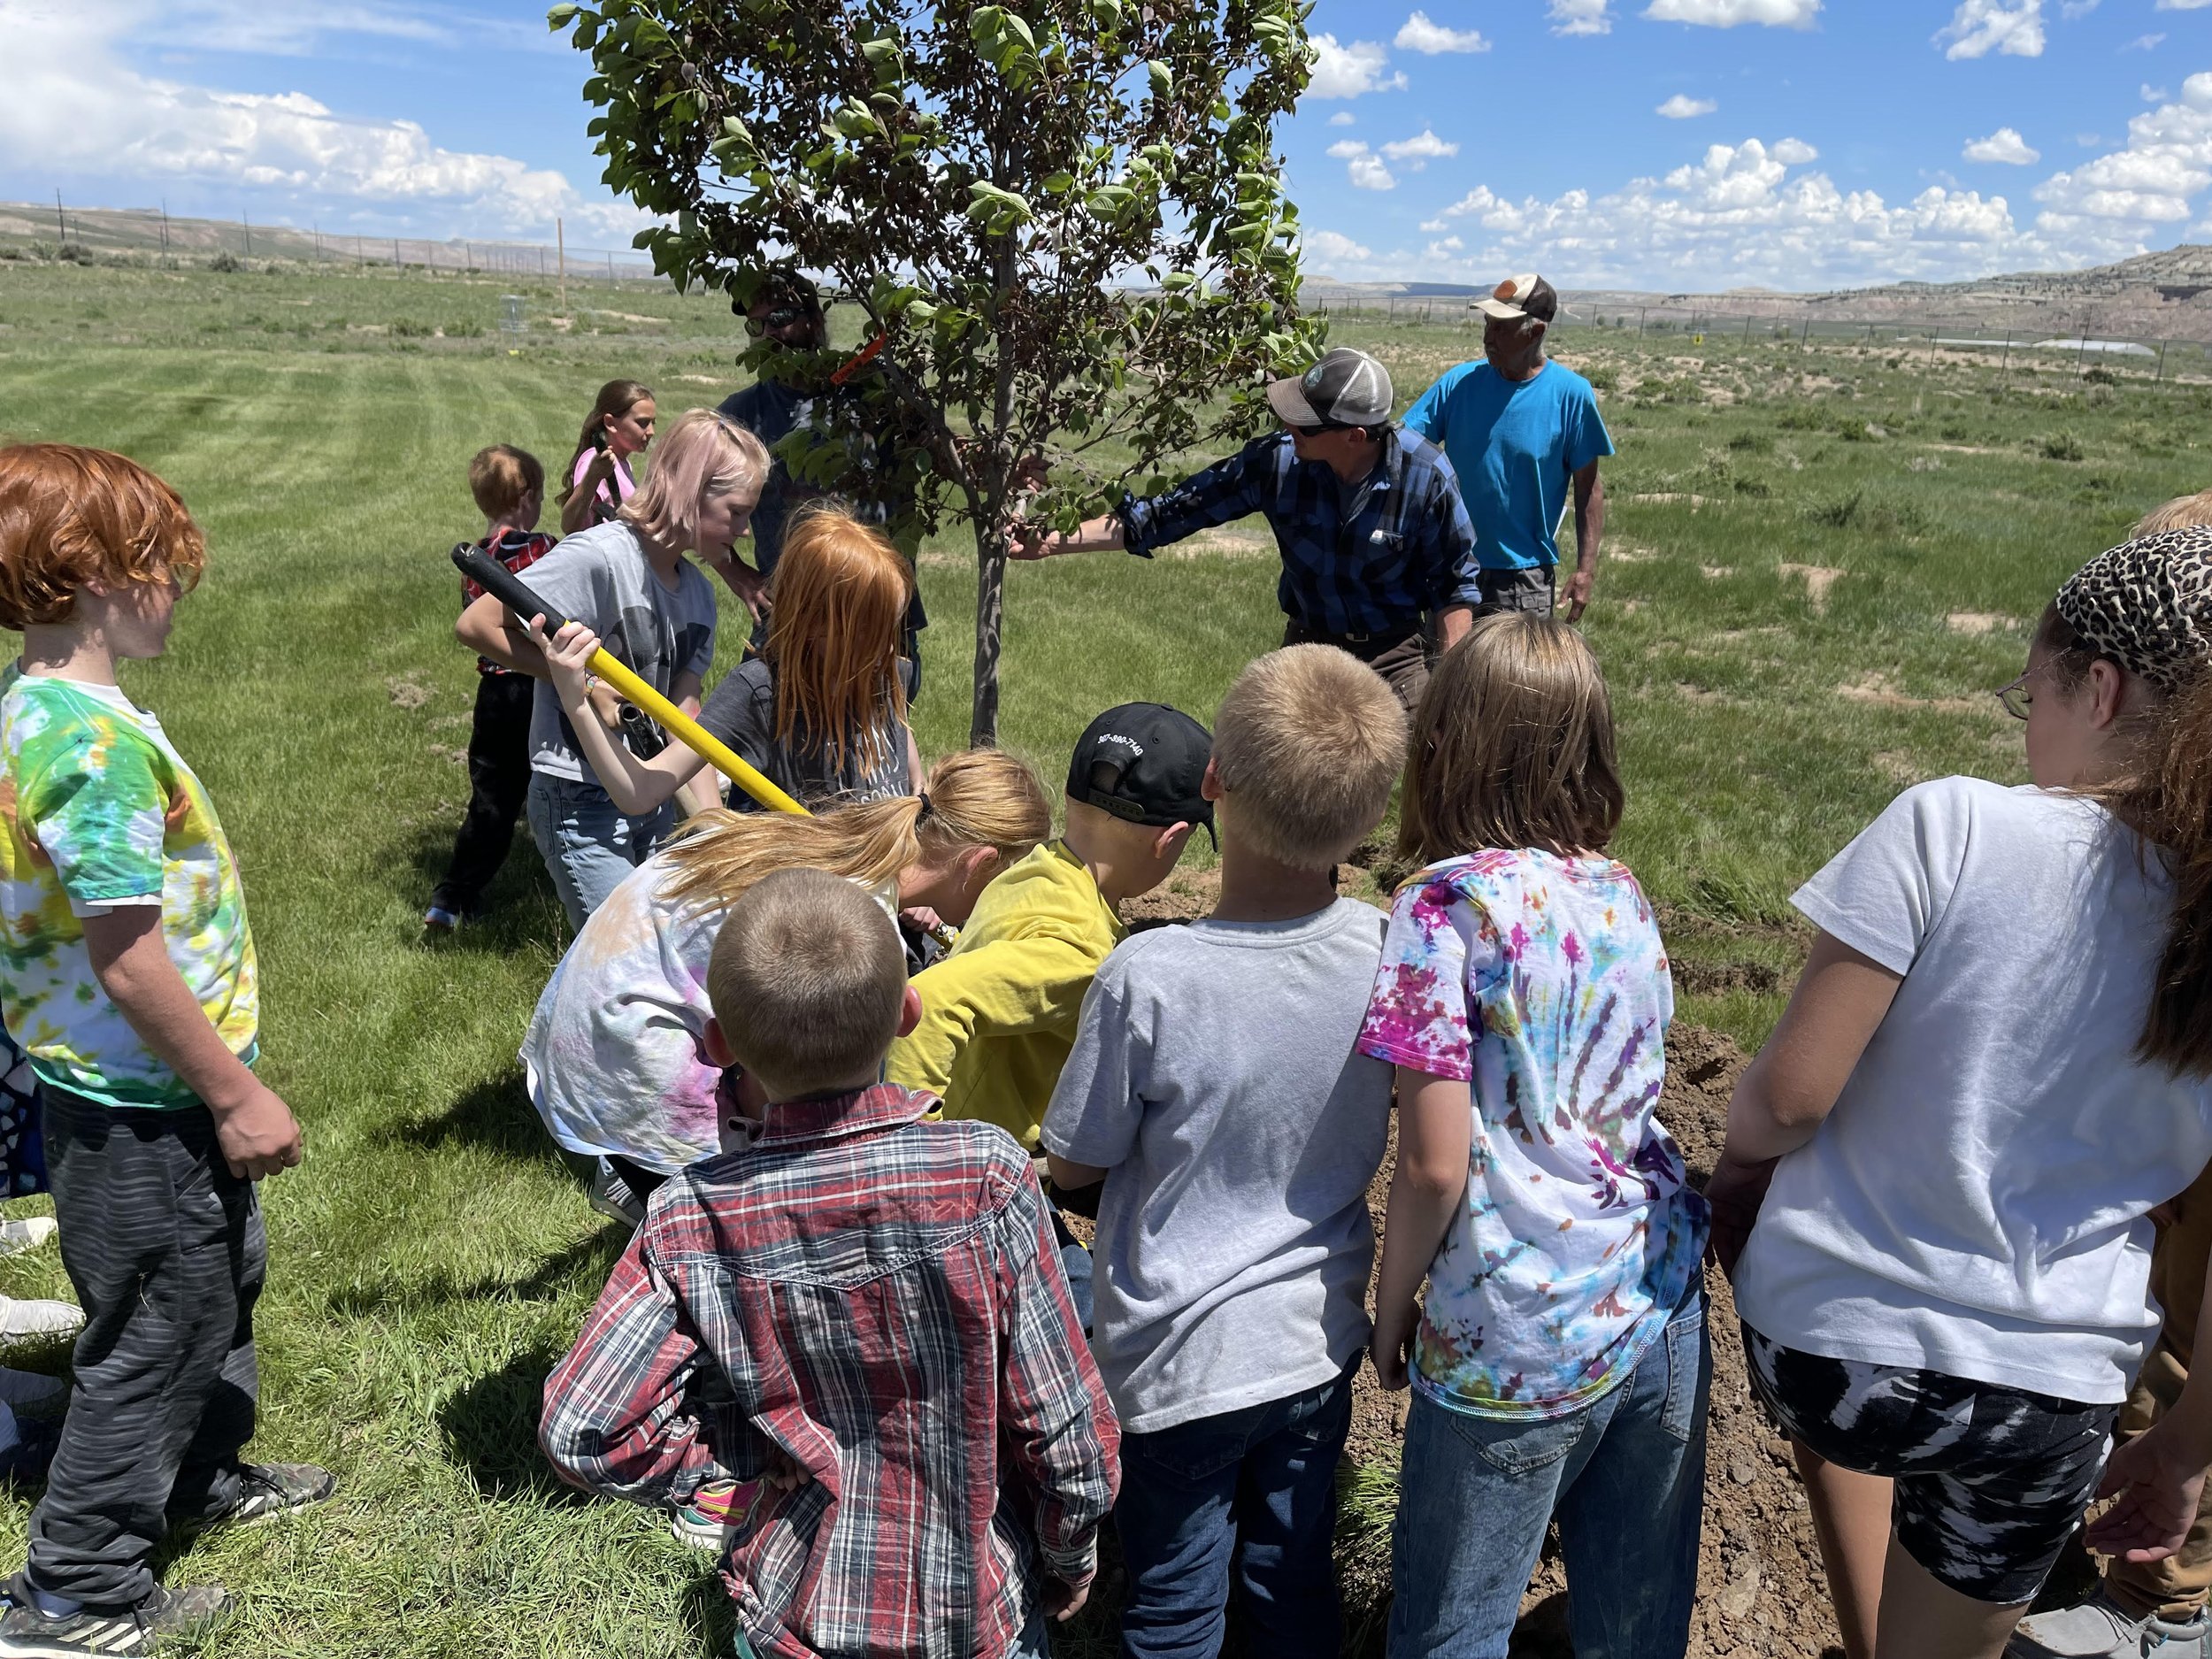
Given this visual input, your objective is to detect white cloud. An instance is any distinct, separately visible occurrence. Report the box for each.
[2157,0,2212,10]
[0,0,641,238]
[1770,136,1819,164]
[1549,0,1614,34]
[1657,95,1718,118]
[1328,111,1356,127]
[1303,228,1374,269]
[2061,0,2100,13]
[1307,35,1408,98]
[1326,140,1397,190]
[1964,126,2041,163]
[1643,0,1821,24]
[2126,33,2170,50]
[2035,73,2212,225]
[1395,11,1491,52]
[2146,83,2173,102]
[1379,128,1459,170]
[1937,0,2045,59]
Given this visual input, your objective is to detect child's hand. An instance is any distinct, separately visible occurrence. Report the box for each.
[1371,1305,1417,1393]
[526,614,604,705]
[1044,1575,1092,1622]
[209,1079,303,1181]
[1704,1150,1778,1279]
[2087,1421,2211,1564]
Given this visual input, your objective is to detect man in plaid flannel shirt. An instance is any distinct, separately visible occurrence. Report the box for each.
[541,870,1118,1659]
[1014,347,1481,710]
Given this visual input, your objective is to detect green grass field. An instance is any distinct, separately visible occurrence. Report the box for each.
[0,257,2203,1655]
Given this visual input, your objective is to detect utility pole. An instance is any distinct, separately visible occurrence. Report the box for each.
[159,199,169,256]
[53,189,65,245]
[2157,339,2170,383]
[242,211,251,257]
[557,218,567,312]
[393,238,402,272]
[606,251,615,285]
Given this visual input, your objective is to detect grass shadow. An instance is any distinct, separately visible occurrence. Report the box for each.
[680,1568,743,1658]
[386,1066,569,1176]
[401,820,567,959]
[435,1346,592,1505]
[323,1228,626,1318]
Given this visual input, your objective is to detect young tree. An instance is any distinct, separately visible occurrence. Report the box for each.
[556,0,1321,745]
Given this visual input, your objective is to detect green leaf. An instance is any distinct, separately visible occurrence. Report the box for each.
[546,3,580,26]
[1146,60,1172,97]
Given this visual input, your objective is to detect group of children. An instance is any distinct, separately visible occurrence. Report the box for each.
[0,426,2208,1659]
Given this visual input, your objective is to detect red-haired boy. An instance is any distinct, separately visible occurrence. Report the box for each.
[0,444,330,1658]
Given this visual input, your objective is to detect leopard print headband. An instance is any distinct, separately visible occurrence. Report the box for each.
[2055,524,2212,692]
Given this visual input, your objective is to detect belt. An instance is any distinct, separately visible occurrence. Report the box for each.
[1289,619,1422,648]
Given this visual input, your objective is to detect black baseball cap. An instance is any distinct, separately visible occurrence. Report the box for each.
[1066,703,1216,847]
[1265,347,1394,430]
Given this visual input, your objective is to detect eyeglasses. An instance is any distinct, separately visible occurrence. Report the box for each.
[745,305,816,337]
[1994,664,2045,720]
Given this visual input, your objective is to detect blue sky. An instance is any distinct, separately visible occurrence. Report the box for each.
[4,0,2210,288]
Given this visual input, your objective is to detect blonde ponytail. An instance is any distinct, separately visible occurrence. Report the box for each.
[656,749,1051,917]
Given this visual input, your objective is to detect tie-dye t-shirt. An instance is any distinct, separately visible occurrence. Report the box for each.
[1357,849,1707,1419]
[521,849,900,1176]
[0,666,257,1108]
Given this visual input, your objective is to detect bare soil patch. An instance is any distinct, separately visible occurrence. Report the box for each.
[1778,565,1844,613]
[1836,673,1987,716]
[1946,611,2016,635]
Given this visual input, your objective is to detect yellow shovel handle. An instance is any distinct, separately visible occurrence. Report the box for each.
[585,647,808,818]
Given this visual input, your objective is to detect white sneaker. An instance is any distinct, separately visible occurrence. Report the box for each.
[2010,1593,2208,1658]
[0,1219,55,1258]
[0,1297,83,1340]
[0,1368,66,1409]
[587,1160,644,1228]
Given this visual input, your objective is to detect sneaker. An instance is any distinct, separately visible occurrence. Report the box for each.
[196,1462,335,1531]
[0,1582,228,1656]
[0,1370,65,1410]
[672,1477,760,1554]
[422,905,463,934]
[0,1222,55,1260]
[587,1160,644,1228]
[2010,1592,2208,1658]
[0,1302,81,1343]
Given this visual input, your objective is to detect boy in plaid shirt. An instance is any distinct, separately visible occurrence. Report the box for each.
[541,869,1117,1659]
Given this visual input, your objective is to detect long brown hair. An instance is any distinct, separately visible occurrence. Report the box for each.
[2036,604,2212,1077]
[657,749,1049,915]
[557,379,653,506]
[1398,613,1625,864]
[764,504,912,773]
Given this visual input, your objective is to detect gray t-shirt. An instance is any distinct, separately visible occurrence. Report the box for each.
[697,657,914,810]
[1733,777,2212,1404]
[523,520,718,786]
[1041,898,1393,1433]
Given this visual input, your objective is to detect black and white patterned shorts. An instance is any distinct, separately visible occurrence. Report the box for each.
[1743,1324,2116,1605]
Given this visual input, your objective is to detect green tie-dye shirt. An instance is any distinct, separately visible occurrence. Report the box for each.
[0,664,257,1108]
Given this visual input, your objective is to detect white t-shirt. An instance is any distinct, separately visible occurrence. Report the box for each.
[1732,776,2212,1404]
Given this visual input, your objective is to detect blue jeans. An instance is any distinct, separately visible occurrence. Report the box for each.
[1051,1210,1094,1334]
[1387,1287,1710,1659]
[526,773,675,932]
[733,1607,1045,1658]
[1112,1363,1356,1659]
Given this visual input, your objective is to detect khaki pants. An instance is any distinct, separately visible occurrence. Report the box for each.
[2108,1163,2212,1622]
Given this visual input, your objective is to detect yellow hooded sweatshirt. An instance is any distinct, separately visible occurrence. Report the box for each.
[887,840,1125,1148]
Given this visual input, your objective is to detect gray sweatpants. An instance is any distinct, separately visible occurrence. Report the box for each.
[26,1088,262,1609]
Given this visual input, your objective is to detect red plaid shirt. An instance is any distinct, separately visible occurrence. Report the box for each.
[459,530,556,674]
[541,1083,1118,1659]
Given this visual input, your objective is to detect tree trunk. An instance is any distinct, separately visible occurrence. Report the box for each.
[970,522,1008,748]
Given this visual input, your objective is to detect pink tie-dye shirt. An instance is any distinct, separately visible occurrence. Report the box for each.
[1358,849,1707,1418]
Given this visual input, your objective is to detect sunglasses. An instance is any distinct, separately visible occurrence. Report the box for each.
[1993,663,2050,720]
[745,305,818,337]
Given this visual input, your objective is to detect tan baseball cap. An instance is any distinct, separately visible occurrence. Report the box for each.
[1474,273,1558,323]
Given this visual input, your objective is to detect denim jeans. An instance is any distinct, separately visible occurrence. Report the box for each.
[1387,1286,1710,1659]
[526,772,675,932]
[733,1606,1046,1658]
[1112,1363,1356,1659]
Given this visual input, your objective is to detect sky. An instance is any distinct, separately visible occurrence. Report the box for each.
[4,0,2211,290]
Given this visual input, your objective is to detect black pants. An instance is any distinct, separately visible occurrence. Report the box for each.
[27,1089,263,1609]
[1282,618,1432,711]
[431,672,534,917]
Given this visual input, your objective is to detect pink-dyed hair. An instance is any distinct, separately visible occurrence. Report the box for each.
[620,409,768,552]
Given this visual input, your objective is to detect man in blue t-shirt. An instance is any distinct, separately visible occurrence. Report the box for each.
[1402,273,1614,621]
